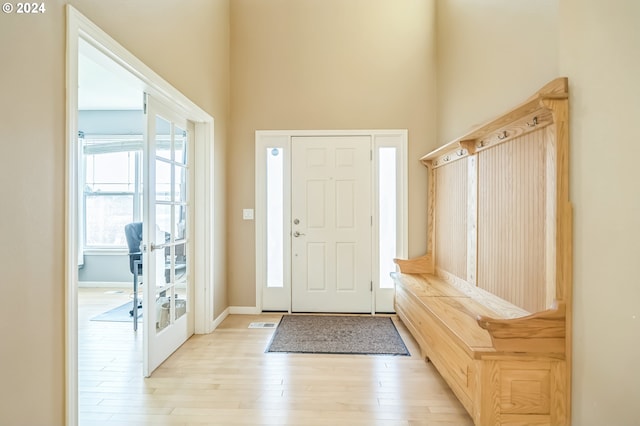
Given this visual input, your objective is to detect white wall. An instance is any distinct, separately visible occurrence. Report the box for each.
[559,0,640,424]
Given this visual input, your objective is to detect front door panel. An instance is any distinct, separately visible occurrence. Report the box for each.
[291,136,372,313]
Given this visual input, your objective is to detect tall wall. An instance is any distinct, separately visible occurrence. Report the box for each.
[436,0,640,423]
[558,0,640,424]
[2,1,637,424]
[228,0,437,307]
[435,0,559,143]
[0,1,230,424]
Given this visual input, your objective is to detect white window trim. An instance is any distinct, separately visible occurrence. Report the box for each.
[373,132,409,312]
[81,141,143,251]
[255,134,291,312]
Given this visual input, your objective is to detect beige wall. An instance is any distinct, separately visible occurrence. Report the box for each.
[228,0,437,307]
[436,0,559,143]
[0,4,66,424]
[0,1,230,424]
[559,0,640,424]
[3,1,638,423]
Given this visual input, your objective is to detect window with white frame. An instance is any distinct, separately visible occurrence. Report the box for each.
[82,135,143,249]
[378,146,398,289]
[266,147,284,288]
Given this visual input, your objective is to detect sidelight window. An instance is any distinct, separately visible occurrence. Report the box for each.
[378,147,398,289]
[266,147,284,288]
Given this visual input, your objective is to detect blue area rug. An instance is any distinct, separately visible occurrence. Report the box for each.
[91,302,142,322]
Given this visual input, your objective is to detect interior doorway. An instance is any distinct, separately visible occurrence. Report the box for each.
[76,37,147,422]
[66,6,215,425]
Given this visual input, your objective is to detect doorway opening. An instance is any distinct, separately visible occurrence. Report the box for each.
[66,6,215,425]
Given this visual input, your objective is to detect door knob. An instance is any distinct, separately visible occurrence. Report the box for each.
[293,231,305,237]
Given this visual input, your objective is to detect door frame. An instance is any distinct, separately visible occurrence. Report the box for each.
[65,6,216,425]
[255,129,408,314]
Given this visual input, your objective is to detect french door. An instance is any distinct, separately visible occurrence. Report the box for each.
[143,94,194,376]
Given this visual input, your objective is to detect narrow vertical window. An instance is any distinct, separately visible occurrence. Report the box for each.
[266,147,284,288]
[379,147,397,289]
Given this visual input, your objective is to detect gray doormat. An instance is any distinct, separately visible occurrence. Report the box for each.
[91,302,142,322]
[266,315,409,356]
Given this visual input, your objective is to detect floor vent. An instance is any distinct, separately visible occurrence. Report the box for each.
[248,322,278,329]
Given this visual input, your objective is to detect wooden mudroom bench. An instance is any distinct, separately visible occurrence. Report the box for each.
[393,78,573,426]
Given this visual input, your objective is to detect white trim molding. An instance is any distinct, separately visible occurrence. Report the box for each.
[211,307,231,330]
[78,281,132,288]
[254,129,408,314]
[229,306,263,315]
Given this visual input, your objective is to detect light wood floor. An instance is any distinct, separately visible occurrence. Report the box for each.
[79,288,472,425]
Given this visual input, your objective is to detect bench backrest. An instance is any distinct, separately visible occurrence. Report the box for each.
[422,78,571,314]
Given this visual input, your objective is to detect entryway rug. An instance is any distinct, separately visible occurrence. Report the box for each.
[91,302,142,322]
[266,315,409,356]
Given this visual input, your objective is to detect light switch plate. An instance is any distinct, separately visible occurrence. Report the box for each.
[243,208,254,220]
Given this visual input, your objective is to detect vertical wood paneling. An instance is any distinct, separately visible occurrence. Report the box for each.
[467,156,478,285]
[477,130,547,312]
[426,166,435,262]
[545,125,557,308]
[434,160,467,280]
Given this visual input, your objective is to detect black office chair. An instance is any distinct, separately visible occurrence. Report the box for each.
[124,222,143,331]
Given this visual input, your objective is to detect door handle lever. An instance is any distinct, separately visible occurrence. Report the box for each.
[293,231,305,237]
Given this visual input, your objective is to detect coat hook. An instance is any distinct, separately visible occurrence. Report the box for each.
[498,131,507,140]
[527,116,538,127]
[477,140,485,148]
[457,149,465,156]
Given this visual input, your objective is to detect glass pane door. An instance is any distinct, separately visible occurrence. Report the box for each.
[143,94,193,376]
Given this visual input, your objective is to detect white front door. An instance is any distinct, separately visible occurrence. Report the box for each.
[143,94,194,376]
[291,136,372,313]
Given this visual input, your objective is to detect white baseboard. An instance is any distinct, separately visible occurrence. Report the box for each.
[202,306,263,335]
[79,281,131,289]
[210,307,230,331]
[229,306,261,315]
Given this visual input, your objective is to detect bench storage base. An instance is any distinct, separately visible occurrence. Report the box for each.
[394,273,568,426]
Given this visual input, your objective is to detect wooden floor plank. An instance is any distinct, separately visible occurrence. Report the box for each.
[79,288,472,425]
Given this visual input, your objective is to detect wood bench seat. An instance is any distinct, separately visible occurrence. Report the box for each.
[395,273,499,351]
[393,270,568,425]
[393,78,572,425]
